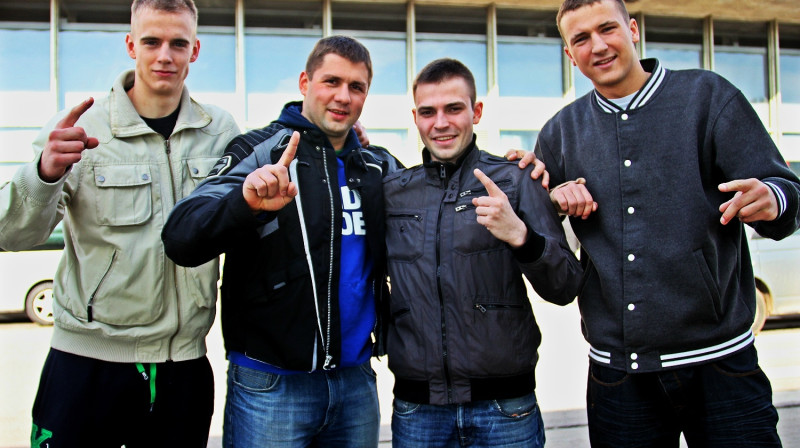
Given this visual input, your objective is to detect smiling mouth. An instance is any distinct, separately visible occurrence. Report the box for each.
[432,135,456,142]
[329,108,349,118]
[594,56,616,66]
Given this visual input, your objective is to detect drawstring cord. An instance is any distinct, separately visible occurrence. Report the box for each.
[135,363,157,412]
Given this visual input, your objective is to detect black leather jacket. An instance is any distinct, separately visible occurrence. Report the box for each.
[383,142,582,405]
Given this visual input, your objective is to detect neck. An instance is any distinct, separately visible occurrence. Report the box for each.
[126,83,183,119]
[596,67,651,100]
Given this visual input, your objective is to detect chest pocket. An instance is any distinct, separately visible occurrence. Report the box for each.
[93,165,153,226]
[184,157,220,194]
[385,209,425,263]
[453,178,516,255]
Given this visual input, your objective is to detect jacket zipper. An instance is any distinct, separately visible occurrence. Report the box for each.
[164,138,180,361]
[321,147,335,370]
[458,179,512,198]
[474,303,524,313]
[435,165,454,402]
[87,250,117,322]
[387,213,422,221]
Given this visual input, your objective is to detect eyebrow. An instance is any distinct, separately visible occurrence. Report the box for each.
[569,20,617,44]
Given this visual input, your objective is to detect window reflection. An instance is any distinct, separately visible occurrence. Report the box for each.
[358,37,406,95]
[186,32,235,93]
[647,44,701,70]
[713,21,768,104]
[245,34,318,93]
[0,28,49,90]
[498,40,562,97]
[417,39,487,94]
[59,30,131,108]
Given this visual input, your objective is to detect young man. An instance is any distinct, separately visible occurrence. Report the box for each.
[0,0,240,446]
[161,35,401,447]
[383,58,582,448]
[536,0,800,446]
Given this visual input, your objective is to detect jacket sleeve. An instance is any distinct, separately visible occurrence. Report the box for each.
[0,115,72,251]
[712,90,800,240]
[513,166,583,305]
[162,136,276,267]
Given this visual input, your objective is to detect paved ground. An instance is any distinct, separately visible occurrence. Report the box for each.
[3,299,798,447]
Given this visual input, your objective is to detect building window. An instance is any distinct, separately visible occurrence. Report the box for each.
[714,21,769,104]
[58,28,132,109]
[644,17,703,70]
[332,2,408,95]
[415,5,487,94]
[0,28,50,91]
[497,9,562,97]
[187,31,236,93]
[780,23,800,163]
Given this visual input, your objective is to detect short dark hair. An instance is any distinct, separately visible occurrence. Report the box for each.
[305,35,373,86]
[131,0,198,24]
[556,0,630,41]
[413,58,477,106]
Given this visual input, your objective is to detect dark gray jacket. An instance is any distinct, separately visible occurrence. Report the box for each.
[383,142,582,405]
[536,59,800,373]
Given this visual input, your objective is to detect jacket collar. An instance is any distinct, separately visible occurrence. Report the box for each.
[593,58,666,113]
[108,70,211,138]
[422,135,478,183]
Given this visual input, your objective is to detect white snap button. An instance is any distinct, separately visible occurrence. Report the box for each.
[621,113,629,120]
[628,207,635,214]
[628,303,635,311]
[628,254,635,261]
[631,362,639,369]
[624,160,632,167]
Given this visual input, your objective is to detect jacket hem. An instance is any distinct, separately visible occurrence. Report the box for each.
[393,372,536,405]
[50,324,207,363]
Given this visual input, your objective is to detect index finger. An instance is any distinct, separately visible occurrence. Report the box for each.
[277,131,300,167]
[473,168,503,197]
[56,97,94,129]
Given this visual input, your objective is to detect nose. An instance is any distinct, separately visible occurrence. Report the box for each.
[156,42,173,63]
[433,111,448,129]
[333,84,351,104]
[590,33,608,53]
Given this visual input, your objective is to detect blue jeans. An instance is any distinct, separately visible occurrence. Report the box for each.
[587,345,782,447]
[222,361,380,448]
[391,392,545,448]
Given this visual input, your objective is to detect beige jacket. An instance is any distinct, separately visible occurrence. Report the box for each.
[0,70,240,362]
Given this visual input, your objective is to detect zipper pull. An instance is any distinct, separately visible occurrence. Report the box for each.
[136,363,149,380]
[87,302,93,322]
[475,304,487,313]
[455,205,467,212]
[439,165,446,179]
[323,355,334,370]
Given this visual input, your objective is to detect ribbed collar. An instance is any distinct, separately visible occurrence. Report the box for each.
[594,58,666,113]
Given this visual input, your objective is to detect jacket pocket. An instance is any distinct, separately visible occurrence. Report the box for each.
[62,247,165,326]
[692,249,722,320]
[186,258,220,309]
[93,165,153,226]
[386,210,425,263]
[453,180,516,255]
[183,157,221,195]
